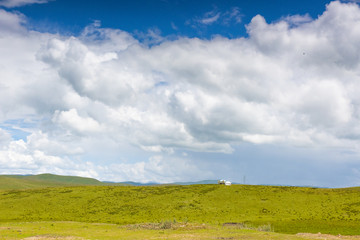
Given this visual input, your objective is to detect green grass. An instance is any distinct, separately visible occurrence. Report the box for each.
[0,184,359,235]
[0,175,70,190]
[0,174,129,190]
[17,174,103,185]
[0,221,332,240]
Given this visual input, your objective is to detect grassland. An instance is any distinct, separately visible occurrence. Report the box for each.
[0,174,218,190]
[0,184,359,237]
[0,174,130,190]
[3,221,360,240]
[0,174,112,190]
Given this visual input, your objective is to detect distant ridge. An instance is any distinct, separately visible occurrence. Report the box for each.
[17,173,102,185]
[0,173,123,190]
[0,173,225,190]
[171,180,219,185]
[112,180,223,186]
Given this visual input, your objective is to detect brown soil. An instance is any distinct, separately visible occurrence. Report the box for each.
[24,236,84,240]
[296,233,360,240]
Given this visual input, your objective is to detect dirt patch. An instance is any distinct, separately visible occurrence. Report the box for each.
[161,233,199,239]
[222,222,273,232]
[223,222,242,227]
[24,235,84,240]
[296,233,360,239]
[125,222,208,231]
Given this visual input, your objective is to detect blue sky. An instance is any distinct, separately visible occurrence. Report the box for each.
[16,0,330,38]
[1,0,360,187]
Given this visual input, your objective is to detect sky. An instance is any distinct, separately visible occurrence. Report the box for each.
[1,0,360,187]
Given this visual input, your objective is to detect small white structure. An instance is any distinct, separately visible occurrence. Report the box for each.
[218,179,231,186]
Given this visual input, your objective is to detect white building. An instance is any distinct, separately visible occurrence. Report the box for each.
[218,179,231,186]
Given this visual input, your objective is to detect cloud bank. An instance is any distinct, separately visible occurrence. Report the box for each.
[1,1,360,186]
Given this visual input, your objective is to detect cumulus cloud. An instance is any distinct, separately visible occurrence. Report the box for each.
[0,137,77,173]
[0,0,50,8]
[2,1,360,183]
[0,130,212,183]
[0,128,12,147]
[282,14,313,26]
[0,9,25,33]
[53,109,103,135]
[101,155,214,183]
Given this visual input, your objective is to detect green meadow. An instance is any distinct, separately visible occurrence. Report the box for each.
[0,182,360,239]
[0,174,128,191]
[0,221,344,240]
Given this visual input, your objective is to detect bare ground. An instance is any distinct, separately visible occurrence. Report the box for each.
[296,233,360,240]
[24,235,84,240]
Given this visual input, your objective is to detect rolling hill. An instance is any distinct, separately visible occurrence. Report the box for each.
[0,174,109,190]
[0,174,226,190]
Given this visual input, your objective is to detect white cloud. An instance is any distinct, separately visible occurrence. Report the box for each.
[0,9,25,33]
[223,7,242,24]
[101,155,214,183]
[0,138,68,171]
[0,130,213,183]
[53,109,103,135]
[171,22,178,31]
[0,131,98,178]
[192,7,242,26]
[200,11,220,25]
[0,128,12,147]
[26,130,84,156]
[282,14,312,26]
[294,80,352,127]
[0,0,50,8]
[2,1,360,184]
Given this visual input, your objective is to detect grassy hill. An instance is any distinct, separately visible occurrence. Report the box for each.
[19,173,103,185]
[0,174,109,190]
[0,175,68,190]
[0,184,360,235]
[0,174,226,190]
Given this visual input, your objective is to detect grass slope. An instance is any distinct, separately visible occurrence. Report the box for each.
[0,174,130,190]
[3,173,102,184]
[22,173,103,185]
[0,184,360,235]
[0,175,73,190]
[0,174,225,190]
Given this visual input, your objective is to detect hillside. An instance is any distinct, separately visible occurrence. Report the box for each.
[1,184,360,235]
[0,175,66,190]
[0,174,225,190]
[0,174,108,190]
